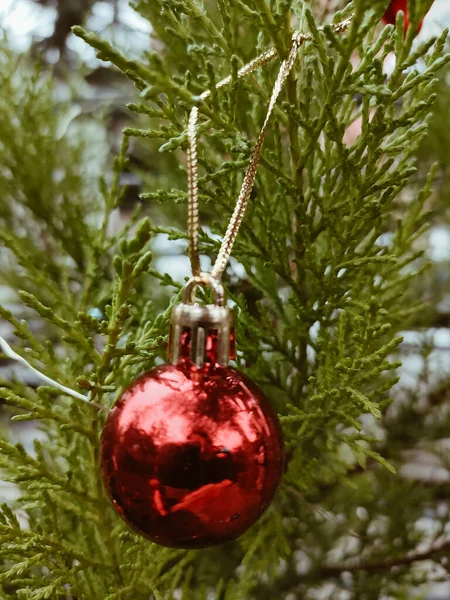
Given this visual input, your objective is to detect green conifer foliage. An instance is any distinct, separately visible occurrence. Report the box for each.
[0,1,449,598]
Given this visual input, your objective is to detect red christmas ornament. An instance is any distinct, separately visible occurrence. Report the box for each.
[381,0,431,33]
[101,276,284,548]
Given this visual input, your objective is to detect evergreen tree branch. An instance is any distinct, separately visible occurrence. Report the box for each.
[318,535,450,577]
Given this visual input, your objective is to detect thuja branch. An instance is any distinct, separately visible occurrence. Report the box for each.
[318,537,450,577]
[256,536,450,595]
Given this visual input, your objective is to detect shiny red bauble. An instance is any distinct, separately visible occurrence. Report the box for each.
[100,362,284,548]
[381,0,431,33]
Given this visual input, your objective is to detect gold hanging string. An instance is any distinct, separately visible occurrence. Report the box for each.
[199,13,352,104]
[187,106,201,277]
[187,16,353,281]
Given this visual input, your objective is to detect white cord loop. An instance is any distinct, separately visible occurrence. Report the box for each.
[0,336,106,411]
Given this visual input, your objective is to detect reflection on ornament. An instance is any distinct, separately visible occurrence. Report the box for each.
[101,363,283,548]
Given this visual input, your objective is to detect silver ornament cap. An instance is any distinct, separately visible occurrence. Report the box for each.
[169,273,235,367]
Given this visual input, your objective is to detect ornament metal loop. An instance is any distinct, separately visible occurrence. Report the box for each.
[182,272,225,307]
[171,273,234,367]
